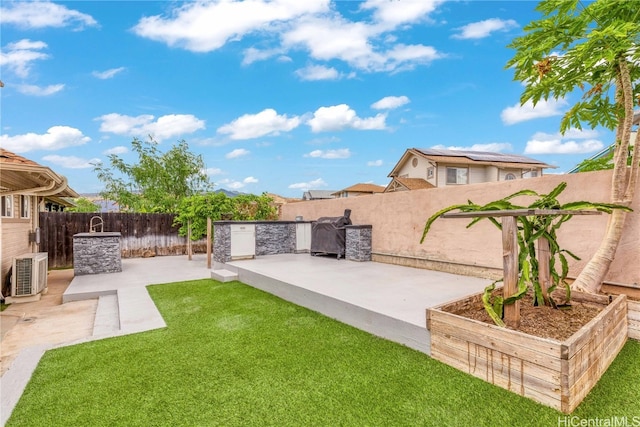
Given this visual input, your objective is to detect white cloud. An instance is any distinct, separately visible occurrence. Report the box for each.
[217,109,300,140]
[367,159,383,166]
[295,64,341,81]
[103,146,128,155]
[360,0,441,28]
[431,143,513,152]
[242,47,284,65]
[371,95,410,110]
[288,177,327,190]
[203,167,224,176]
[217,179,242,190]
[524,129,604,154]
[501,99,567,125]
[0,39,50,78]
[217,175,258,190]
[42,155,100,169]
[0,1,97,29]
[304,149,351,159]
[132,0,444,74]
[226,181,245,190]
[92,67,125,79]
[561,128,600,140]
[307,104,386,132]
[96,113,205,142]
[132,1,328,53]
[226,148,250,159]
[0,126,90,153]
[284,17,444,73]
[452,18,518,40]
[16,83,64,96]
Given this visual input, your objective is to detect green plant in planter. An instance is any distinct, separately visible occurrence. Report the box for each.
[421,182,631,327]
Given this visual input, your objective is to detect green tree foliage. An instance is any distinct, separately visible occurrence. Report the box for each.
[94,138,212,213]
[67,197,99,213]
[574,152,614,173]
[175,192,278,240]
[506,0,639,293]
[575,145,634,173]
[507,0,639,135]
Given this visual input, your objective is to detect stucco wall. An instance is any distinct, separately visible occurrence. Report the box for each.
[282,170,639,285]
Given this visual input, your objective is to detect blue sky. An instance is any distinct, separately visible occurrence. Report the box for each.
[0,0,612,198]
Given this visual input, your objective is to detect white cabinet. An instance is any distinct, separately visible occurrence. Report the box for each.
[295,222,311,253]
[230,224,256,259]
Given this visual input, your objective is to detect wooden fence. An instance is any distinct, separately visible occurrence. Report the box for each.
[39,212,206,268]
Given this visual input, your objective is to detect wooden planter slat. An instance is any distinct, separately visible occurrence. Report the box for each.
[431,330,562,383]
[563,324,628,410]
[563,293,627,356]
[628,300,640,341]
[428,293,628,413]
[431,333,563,408]
[564,308,627,385]
[431,332,561,390]
[428,309,562,359]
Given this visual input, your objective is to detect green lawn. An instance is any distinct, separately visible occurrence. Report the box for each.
[7,279,640,426]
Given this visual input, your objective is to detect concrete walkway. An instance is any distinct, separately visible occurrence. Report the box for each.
[1,253,491,426]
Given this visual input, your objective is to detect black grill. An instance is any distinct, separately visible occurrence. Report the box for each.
[310,209,352,259]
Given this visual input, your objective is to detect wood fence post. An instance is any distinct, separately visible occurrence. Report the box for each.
[206,217,212,269]
[187,221,192,260]
[502,216,520,328]
[537,236,551,305]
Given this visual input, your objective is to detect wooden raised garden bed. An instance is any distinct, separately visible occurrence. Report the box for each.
[427,291,627,414]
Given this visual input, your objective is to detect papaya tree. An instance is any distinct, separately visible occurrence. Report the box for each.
[507,0,639,293]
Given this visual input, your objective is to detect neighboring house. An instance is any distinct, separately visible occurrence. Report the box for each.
[302,190,336,201]
[385,148,553,191]
[0,149,78,297]
[332,183,386,198]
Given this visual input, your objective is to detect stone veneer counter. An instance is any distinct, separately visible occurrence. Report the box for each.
[73,232,122,275]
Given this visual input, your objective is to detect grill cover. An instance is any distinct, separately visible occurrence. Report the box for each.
[310,209,352,259]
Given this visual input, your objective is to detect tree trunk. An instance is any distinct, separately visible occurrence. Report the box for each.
[572,58,637,294]
[570,209,628,293]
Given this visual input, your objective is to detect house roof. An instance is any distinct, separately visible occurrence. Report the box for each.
[384,177,435,193]
[388,148,554,177]
[302,190,335,200]
[415,148,551,165]
[332,183,385,195]
[0,148,79,198]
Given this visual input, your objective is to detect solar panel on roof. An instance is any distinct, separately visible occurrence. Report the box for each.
[416,148,545,164]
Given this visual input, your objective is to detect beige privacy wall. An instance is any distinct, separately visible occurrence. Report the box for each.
[281,170,639,285]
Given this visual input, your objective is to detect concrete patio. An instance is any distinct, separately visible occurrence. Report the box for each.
[214,254,490,354]
[1,253,491,426]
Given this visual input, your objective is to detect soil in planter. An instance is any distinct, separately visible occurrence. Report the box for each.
[445,292,604,341]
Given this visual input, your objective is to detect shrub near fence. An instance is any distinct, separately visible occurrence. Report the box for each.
[39,212,206,268]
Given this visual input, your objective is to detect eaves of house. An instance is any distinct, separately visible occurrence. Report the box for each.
[0,149,78,200]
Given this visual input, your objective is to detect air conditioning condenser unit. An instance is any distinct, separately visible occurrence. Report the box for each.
[12,252,48,297]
